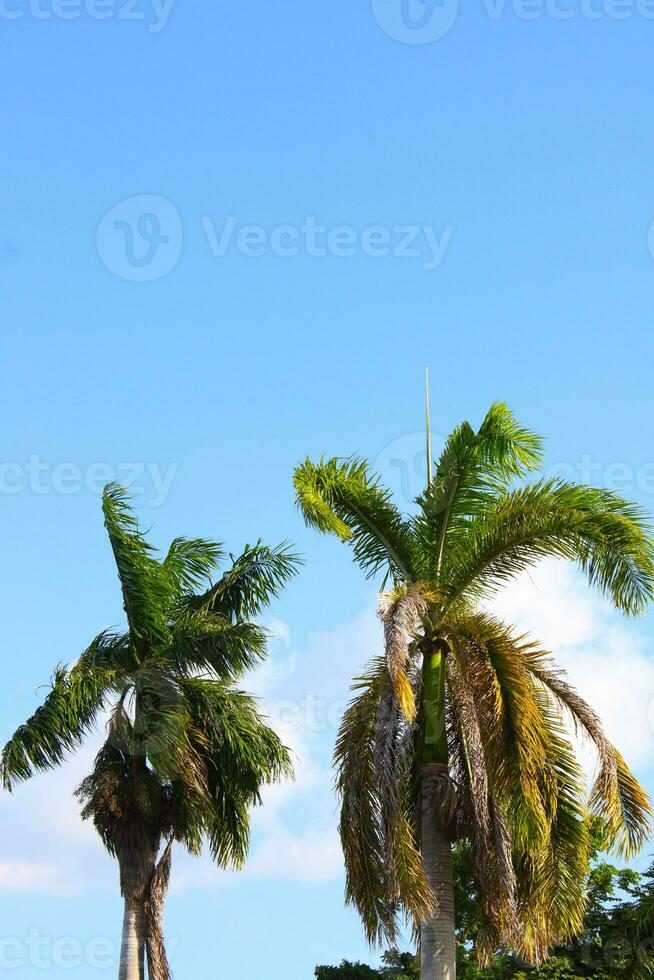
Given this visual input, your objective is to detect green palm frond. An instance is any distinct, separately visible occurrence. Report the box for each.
[168,612,267,678]
[102,484,170,651]
[294,457,414,581]
[177,677,293,868]
[1,630,122,790]
[443,480,654,615]
[189,541,302,620]
[413,403,543,579]
[163,537,224,596]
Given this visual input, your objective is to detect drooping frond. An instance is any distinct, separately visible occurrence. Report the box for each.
[448,614,594,965]
[378,585,430,722]
[449,613,557,852]
[446,652,517,954]
[1,631,122,790]
[168,611,267,679]
[175,677,293,869]
[188,542,302,620]
[523,646,652,857]
[163,537,224,597]
[413,403,543,580]
[513,717,591,965]
[335,658,433,946]
[294,457,414,581]
[102,484,170,651]
[442,480,654,616]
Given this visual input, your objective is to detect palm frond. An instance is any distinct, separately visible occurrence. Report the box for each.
[163,537,224,596]
[450,613,557,852]
[446,651,518,954]
[413,404,543,579]
[378,585,430,722]
[168,612,268,679]
[514,718,591,965]
[102,484,170,651]
[176,677,293,869]
[335,658,433,946]
[523,647,653,857]
[442,480,654,615]
[1,632,122,790]
[294,457,414,582]
[188,541,302,619]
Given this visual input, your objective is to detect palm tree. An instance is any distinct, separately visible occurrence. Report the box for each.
[1,484,300,980]
[294,403,654,980]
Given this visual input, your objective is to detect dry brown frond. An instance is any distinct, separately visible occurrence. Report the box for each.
[378,585,431,723]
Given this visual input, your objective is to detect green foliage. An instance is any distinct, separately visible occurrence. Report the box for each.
[2,484,301,888]
[294,404,654,959]
[318,848,654,979]
[315,949,419,980]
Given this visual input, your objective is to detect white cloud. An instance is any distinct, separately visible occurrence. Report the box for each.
[0,861,64,895]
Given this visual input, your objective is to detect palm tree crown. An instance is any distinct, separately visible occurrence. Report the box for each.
[294,403,654,967]
[1,484,300,978]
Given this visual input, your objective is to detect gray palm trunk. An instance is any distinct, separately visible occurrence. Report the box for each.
[420,764,457,980]
[119,898,146,980]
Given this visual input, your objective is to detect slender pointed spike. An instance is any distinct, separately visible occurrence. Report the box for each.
[425,367,432,488]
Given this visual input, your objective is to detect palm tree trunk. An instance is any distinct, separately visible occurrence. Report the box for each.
[118,898,145,980]
[420,764,456,980]
[420,641,457,979]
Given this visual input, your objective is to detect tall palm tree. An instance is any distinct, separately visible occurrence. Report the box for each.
[294,403,654,980]
[1,484,300,980]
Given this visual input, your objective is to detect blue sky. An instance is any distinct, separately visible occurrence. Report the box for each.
[2,1,654,977]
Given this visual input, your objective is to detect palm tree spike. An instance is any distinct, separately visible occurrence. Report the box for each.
[425,366,432,489]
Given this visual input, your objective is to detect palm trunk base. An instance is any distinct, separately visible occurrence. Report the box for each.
[118,898,145,980]
[421,763,457,980]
